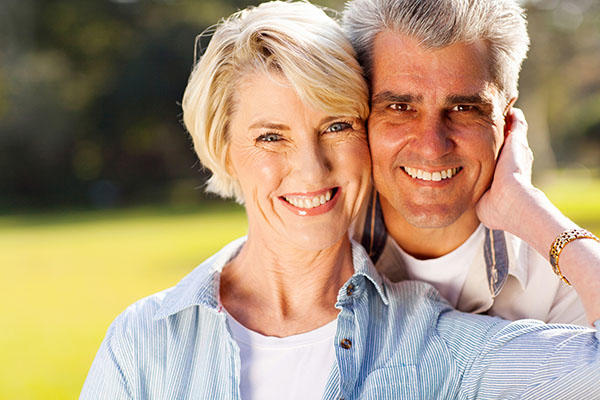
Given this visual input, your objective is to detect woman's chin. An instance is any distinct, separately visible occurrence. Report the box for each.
[283,227,349,252]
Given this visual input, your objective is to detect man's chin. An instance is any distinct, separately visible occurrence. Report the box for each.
[401,206,467,230]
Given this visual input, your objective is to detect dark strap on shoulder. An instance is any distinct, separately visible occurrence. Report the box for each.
[483,227,509,297]
[361,189,388,264]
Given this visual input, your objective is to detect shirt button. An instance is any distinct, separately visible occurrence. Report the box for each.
[340,338,352,349]
[346,283,355,296]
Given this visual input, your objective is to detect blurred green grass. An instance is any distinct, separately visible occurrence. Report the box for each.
[0,202,248,400]
[0,175,599,399]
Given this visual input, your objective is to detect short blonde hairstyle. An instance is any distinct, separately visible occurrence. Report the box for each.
[182,1,369,203]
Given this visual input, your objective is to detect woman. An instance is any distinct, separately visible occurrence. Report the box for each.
[81,2,600,399]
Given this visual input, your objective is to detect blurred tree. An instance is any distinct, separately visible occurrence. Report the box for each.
[521,0,600,174]
[0,0,597,210]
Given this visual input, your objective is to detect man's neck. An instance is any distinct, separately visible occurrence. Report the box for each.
[382,204,481,260]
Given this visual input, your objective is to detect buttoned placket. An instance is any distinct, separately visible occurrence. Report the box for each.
[324,276,366,400]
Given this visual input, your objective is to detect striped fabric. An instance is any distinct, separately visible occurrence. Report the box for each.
[81,238,600,399]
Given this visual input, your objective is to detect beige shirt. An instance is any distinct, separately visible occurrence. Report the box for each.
[353,191,588,326]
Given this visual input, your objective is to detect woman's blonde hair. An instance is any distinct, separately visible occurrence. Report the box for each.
[182,0,369,203]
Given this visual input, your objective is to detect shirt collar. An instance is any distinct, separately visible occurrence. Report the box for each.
[154,237,388,320]
[348,239,389,305]
[457,227,529,313]
[153,237,246,320]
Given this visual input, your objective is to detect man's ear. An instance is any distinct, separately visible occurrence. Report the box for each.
[503,97,518,139]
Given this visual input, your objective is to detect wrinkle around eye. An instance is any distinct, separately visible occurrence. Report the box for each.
[325,121,353,133]
[255,133,284,143]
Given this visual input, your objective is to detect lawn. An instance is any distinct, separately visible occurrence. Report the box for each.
[0,202,248,399]
[1,175,599,399]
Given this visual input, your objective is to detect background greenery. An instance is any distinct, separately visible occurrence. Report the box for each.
[1,0,599,398]
[1,0,599,209]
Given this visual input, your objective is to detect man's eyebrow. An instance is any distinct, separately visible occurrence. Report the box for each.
[371,91,423,105]
[446,94,494,106]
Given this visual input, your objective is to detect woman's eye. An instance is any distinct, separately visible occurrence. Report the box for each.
[257,133,282,142]
[326,122,352,133]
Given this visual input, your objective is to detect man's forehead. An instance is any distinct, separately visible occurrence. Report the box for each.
[371,90,499,105]
[370,30,504,107]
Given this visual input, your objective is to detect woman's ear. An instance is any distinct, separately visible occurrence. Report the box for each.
[224,146,236,179]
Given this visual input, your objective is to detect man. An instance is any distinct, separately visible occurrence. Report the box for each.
[343,0,600,325]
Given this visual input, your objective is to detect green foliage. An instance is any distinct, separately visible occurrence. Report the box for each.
[0,0,345,209]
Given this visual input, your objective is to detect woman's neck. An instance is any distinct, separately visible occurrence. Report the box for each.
[219,234,354,337]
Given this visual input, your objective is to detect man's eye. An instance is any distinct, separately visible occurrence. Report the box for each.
[256,133,282,142]
[388,103,413,112]
[325,121,352,133]
[452,105,478,112]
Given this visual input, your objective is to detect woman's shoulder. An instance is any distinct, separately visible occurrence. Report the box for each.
[103,286,177,343]
[100,244,232,345]
[111,237,247,330]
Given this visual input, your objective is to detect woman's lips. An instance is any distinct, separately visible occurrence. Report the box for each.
[279,187,340,216]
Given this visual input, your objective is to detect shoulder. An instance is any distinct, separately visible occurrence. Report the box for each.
[102,238,246,346]
[98,287,183,360]
[382,279,455,332]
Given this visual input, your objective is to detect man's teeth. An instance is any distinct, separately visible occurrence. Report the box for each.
[403,167,461,181]
[284,190,333,209]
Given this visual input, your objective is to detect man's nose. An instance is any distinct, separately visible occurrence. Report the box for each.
[411,115,454,160]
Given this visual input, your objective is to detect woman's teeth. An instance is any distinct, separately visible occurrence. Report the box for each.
[284,189,333,209]
[403,167,461,181]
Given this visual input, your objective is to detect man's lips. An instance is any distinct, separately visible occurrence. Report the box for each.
[402,166,463,182]
[279,187,340,216]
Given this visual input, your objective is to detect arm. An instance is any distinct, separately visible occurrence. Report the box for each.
[476,108,600,324]
[437,310,600,399]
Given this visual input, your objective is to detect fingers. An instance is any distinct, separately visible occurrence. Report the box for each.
[506,108,529,145]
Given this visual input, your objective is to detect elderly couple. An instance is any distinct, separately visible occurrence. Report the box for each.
[82,0,600,398]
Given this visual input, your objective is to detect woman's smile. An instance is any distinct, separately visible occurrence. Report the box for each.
[280,187,340,216]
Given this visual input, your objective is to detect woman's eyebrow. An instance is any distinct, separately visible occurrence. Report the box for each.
[248,121,289,130]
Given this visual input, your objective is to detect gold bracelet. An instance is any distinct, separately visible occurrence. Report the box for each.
[549,228,600,285]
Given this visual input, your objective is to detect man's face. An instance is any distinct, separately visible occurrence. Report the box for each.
[368,31,510,230]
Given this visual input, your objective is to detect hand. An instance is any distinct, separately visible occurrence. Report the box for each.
[476,108,536,233]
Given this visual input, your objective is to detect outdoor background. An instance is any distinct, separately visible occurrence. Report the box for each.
[1,0,599,398]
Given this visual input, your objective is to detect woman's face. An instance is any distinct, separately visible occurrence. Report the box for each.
[227,72,371,251]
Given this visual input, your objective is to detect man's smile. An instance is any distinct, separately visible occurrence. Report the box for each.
[402,166,463,182]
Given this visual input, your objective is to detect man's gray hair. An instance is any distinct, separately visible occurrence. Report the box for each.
[342,0,530,101]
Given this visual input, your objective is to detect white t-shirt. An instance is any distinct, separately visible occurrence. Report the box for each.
[226,312,337,400]
[391,224,485,307]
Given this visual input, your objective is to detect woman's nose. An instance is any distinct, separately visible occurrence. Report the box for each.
[293,139,331,183]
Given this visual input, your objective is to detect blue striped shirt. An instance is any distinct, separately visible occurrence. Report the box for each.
[81,238,600,399]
